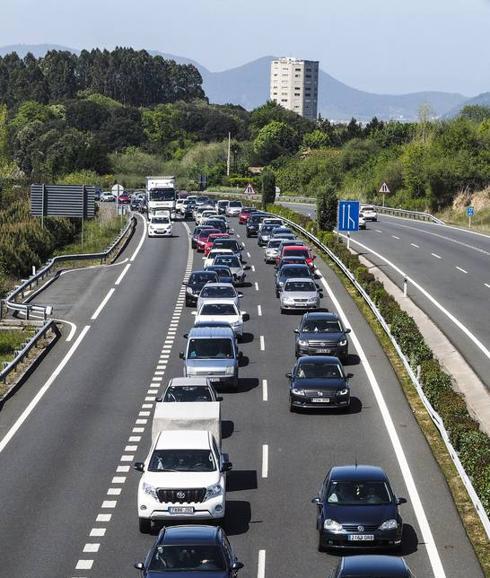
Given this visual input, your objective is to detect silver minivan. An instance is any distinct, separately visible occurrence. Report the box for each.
[180,325,241,389]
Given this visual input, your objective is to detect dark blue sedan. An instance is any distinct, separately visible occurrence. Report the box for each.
[312,465,407,551]
[331,555,415,577]
[134,525,243,577]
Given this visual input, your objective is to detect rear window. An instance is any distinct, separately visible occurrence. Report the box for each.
[229,201,242,207]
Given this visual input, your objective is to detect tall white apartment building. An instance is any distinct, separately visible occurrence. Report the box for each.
[270,57,319,120]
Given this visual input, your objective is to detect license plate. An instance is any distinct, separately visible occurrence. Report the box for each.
[348,534,374,541]
[169,507,194,514]
[317,348,332,353]
[312,398,330,403]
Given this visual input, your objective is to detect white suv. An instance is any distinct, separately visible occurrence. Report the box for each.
[360,205,378,222]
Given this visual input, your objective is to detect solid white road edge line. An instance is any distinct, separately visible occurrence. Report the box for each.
[54,319,77,342]
[0,325,91,455]
[340,234,490,361]
[262,444,269,479]
[320,276,446,577]
[90,288,115,320]
[130,213,148,262]
[115,263,131,285]
[257,549,266,578]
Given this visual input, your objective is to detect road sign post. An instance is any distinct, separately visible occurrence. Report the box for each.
[379,182,390,207]
[337,201,360,247]
[466,206,475,228]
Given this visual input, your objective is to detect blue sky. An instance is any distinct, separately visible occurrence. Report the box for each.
[1,0,489,96]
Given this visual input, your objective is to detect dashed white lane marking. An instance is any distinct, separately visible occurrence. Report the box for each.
[75,559,93,570]
[456,266,468,274]
[115,263,131,285]
[260,336,265,351]
[431,252,441,259]
[91,288,115,320]
[485,283,490,289]
[247,251,251,258]
[107,488,121,496]
[257,305,262,317]
[411,243,419,248]
[392,235,400,240]
[90,528,106,537]
[257,550,266,578]
[262,445,269,478]
[255,282,259,291]
[251,265,256,272]
[101,501,117,509]
[130,213,148,262]
[0,325,91,456]
[112,476,126,483]
[262,379,268,401]
[320,275,446,577]
[83,543,100,553]
[375,229,382,233]
[96,514,111,522]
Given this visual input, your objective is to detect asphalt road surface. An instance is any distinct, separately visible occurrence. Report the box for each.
[0,214,483,578]
[281,202,490,391]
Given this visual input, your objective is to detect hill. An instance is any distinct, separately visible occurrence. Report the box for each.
[444,92,490,118]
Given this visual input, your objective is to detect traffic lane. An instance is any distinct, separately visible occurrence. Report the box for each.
[0,222,188,578]
[246,226,483,577]
[90,231,265,577]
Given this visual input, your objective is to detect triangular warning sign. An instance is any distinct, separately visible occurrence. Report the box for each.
[379,182,390,194]
[244,183,256,195]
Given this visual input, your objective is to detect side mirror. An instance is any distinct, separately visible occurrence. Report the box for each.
[155,396,162,402]
[244,265,251,270]
[347,373,354,379]
[134,562,145,570]
[238,351,243,360]
[241,243,245,250]
[345,328,351,334]
[232,561,244,571]
[238,292,244,297]
[293,329,299,334]
[311,497,321,505]
[216,396,224,402]
[191,311,197,316]
[133,462,145,472]
[242,312,250,322]
[183,333,188,339]
[179,352,185,359]
[182,281,187,286]
[221,461,233,472]
[313,255,317,260]
[314,273,321,279]
[397,497,407,505]
[286,372,292,379]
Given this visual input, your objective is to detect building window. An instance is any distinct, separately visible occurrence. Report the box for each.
[281,99,288,102]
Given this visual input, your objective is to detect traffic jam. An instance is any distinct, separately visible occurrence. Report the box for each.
[132,195,414,578]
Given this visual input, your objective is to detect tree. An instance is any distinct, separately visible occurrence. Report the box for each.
[302,129,330,149]
[317,181,338,231]
[253,121,298,163]
[261,168,276,209]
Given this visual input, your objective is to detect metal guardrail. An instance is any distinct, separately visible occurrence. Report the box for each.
[0,320,60,387]
[371,205,445,224]
[3,215,136,320]
[278,213,490,538]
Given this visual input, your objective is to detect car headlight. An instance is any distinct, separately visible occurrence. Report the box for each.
[186,287,194,294]
[379,519,398,531]
[284,298,295,304]
[225,366,235,375]
[308,297,318,303]
[337,387,349,396]
[204,483,223,501]
[298,339,309,347]
[338,339,347,347]
[143,482,158,500]
[291,388,305,396]
[323,519,343,533]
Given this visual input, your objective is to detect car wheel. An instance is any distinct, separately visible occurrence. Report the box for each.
[139,517,152,534]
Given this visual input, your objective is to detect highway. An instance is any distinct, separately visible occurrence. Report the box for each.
[281,202,490,391]
[0,213,483,578]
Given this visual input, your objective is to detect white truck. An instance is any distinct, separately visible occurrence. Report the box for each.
[146,176,177,218]
[134,402,232,532]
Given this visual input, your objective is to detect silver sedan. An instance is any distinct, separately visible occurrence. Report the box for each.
[280,278,322,313]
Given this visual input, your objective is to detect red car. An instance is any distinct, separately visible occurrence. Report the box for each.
[118,194,131,205]
[204,233,230,256]
[276,245,316,270]
[195,228,221,252]
[238,207,255,225]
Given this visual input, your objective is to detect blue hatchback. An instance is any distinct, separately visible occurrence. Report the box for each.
[134,525,243,577]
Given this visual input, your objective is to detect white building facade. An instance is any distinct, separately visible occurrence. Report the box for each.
[270,57,319,120]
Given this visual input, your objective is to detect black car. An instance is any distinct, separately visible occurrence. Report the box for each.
[212,238,244,259]
[246,213,268,237]
[295,312,351,361]
[275,264,315,296]
[312,465,406,551]
[287,355,351,411]
[192,225,215,249]
[331,555,415,577]
[202,219,228,234]
[270,226,294,238]
[184,270,219,306]
[135,525,243,577]
[205,265,234,285]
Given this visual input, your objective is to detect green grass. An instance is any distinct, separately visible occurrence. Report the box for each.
[0,328,36,365]
[437,207,490,234]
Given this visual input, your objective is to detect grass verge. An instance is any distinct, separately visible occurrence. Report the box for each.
[437,207,490,234]
[0,327,36,365]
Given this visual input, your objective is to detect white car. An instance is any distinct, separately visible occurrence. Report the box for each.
[264,238,283,263]
[100,191,115,202]
[359,214,367,230]
[226,201,243,217]
[196,282,243,311]
[148,215,172,237]
[197,210,219,225]
[203,248,234,268]
[195,301,245,337]
[360,204,378,221]
[259,217,283,232]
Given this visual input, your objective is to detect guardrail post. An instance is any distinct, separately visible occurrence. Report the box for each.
[403,277,408,297]
[0,299,4,319]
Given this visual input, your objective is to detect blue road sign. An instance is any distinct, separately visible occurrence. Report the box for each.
[466,206,475,217]
[338,200,360,232]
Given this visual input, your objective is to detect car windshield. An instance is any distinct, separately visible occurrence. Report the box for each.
[281,267,310,278]
[326,480,392,505]
[208,267,232,279]
[149,545,226,572]
[188,338,234,359]
[149,189,175,201]
[296,361,341,378]
[152,217,170,224]
[163,386,213,402]
[214,240,239,251]
[201,286,236,298]
[229,201,242,207]
[303,320,342,332]
[268,240,282,248]
[215,256,240,268]
[148,449,216,472]
[285,281,316,292]
[189,273,216,286]
[201,303,237,316]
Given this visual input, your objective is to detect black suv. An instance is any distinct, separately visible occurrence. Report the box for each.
[184,270,219,306]
[294,312,351,361]
[135,525,244,576]
[246,212,268,237]
[331,555,415,577]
